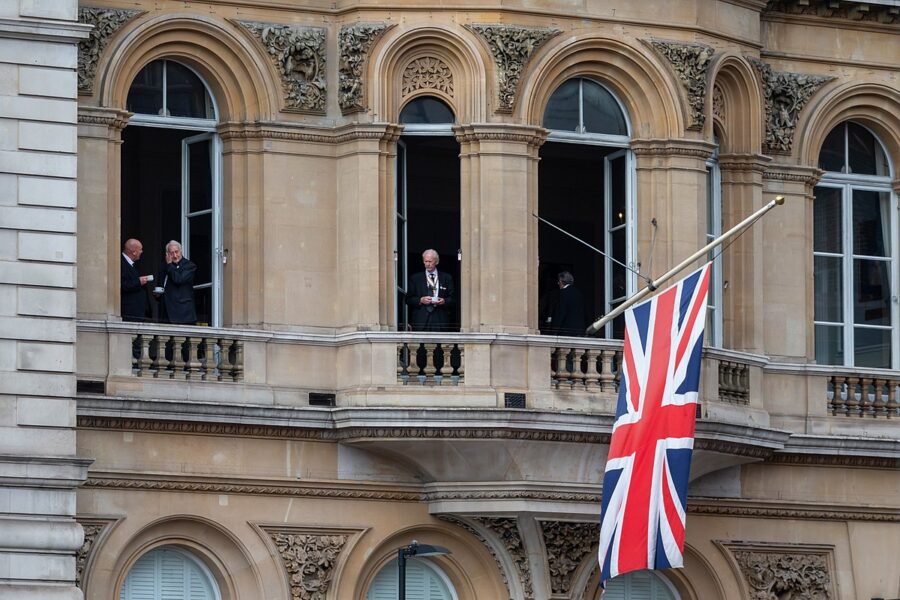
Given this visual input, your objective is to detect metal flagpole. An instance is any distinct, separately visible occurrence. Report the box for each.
[586,195,785,335]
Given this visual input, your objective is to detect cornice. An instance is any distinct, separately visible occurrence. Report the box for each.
[717,153,773,173]
[453,123,549,147]
[0,17,91,43]
[764,0,900,29]
[769,453,899,469]
[77,106,131,129]
[630,138,718,159]
[689,498,900,522]
[763,164,823,184]
[217,121,404,144]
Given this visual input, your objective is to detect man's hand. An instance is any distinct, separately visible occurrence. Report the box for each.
[165,253,173,265]
[420,296,432,305]
[139,276,150,285]
[434,297,445,305]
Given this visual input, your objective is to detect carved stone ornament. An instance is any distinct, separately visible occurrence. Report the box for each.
[401,56,454,97]
[264,529,347,600]
[466,24,560,112]
[78,6,143,94]
[730,548,833,600]
[474,517,534,600]
[438,516,514,599]
[766,0,900,25]
[540,521,598,595]
[338,23,391,114]
[644,39,715,131]
[748,58,834,154]
[236,20,326,113]
[713,83,725,122]
[75,518,117,590]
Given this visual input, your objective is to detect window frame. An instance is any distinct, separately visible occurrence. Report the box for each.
[705,146,723,348]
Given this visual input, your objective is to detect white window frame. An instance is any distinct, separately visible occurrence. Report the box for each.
[705,150,723,348]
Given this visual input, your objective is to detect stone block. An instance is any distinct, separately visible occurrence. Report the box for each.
[0,371,73,397]
[0,260,75,288]
[18,176,77,208]
[18,232,75,262]
[0,340,14,369]
[17,342,74,372]
[0,174,14,206]
[0,395,13,425]
[0,425,75,455]
[18,122,75,153]
[0,230,13,260]
[0,488,76,516]
[0,285,13,315]
[0,206,75,234]
[0,316,74,342]
[18,288,75,318]
[0,96,76,123]
[18,67,76,99]
[19,0,78,21]
[0,37,76,69]
[16,397,74,428]
[0,119,15,150]
[0,149,76,178]
[2,552,73,582]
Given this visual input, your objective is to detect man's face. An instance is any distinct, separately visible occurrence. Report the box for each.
[167,246,182,262]
[423,254,437,272]
[128,243,143,261]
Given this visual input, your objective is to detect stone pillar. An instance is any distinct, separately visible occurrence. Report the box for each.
[0,2,92,599]
[455,124,546,333]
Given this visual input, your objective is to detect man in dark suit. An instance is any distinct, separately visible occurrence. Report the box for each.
[548,271,586,336]
[406,249,455,331]
[157,240,197,324]
[121,238,150,322]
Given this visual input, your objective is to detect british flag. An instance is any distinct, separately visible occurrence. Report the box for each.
[598,263,711,586]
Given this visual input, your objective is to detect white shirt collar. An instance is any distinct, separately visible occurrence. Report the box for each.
[123,252,135,266]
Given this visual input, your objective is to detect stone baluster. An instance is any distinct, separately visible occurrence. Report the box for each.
[169,336,185,378]
[233,342,244,382]
[136,335,151,376]
[844,376,859,416]
[397,343,408,383]
[456,344,465,383]
[739,363,749,403]
[151,335,167,378]
[599,350,616,393]
[570,348,586,389]
[551,347,561,389]
[886,381,899,417]
[828,376,842,415]
[201,338,215,380]
[858,377,873,417]
[218,338,233,382]
[872,378,887,417]
[563,347,576,390]
[183,337,200,380]
[424,343,437,384]
[583,349,600,390]
[439,343,453,385]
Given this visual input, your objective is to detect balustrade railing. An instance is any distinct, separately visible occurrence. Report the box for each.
[827,374,900,418]
[550,345,621,392]
[131,333,243,382]
[397,341,464,385]
[718,360,750,404]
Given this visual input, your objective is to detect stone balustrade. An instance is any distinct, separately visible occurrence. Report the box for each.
[397,341,465,385]
[131,333,244,382]
[827,373,900,418]
[718,360,750,404]
[549,343,621,392]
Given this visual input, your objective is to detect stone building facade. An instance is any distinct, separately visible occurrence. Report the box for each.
[1,0,899,599]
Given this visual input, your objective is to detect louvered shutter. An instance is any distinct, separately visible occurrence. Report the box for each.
[602,570,678,600]
[120,548,216,600]
[366,559,454,600]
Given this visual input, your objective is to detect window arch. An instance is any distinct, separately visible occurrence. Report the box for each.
[813,121,895,368]
[543,77,629,138]
[602,570,680,599]
[119,546,219,600]
[366,558,457,600]
[400,96,455,125]
[127,59,216,121]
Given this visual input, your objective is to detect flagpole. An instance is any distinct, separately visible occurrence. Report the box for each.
[586,195,785,335]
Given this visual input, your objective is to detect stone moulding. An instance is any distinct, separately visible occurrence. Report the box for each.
[401,56,454,97]
[766,0,900,25]
[78,6,144,94]
[643,39,715,131]
[747,57,834,155]
[718,541,835,600]
[540,520,598,595]
[474,517,535,600]
[338,23,392,114]
[234,20,326,113]
[438,516,517,600]
[466,24,560,113]
[75,516,120,591]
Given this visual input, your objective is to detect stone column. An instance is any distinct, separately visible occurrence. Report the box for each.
[455,124,546,334]
[0,2,92,599]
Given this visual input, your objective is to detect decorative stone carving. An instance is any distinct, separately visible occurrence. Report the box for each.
[766,0,900,24]
[439,516,514,599]
[466,24,560,112]
[236,20,326,113]
[78,6,143,94]
[748,58,833,154]
[264,529,347,600]
[713,83,725,122]
[401,57,453,97]
[644,39,715,131]
[338,23,391,114]
[730,548,833,599]
[540,521,598,595]
[75,523,105,588]
[474,517,534,600]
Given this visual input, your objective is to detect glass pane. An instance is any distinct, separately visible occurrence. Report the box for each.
[166,61,213,119]
[815,324,844,365]
[126,60,163,116]
[188,212,212,286]
[847,122,888,176]
[813,186,842,253]
[193,286,212,327]
[855,327,891,368]
[188,140,212,213]
[543,78,579,132]
[814,255,842,322]
[852,190,890,257]
[854,259,890,326]
[396,215,406,288]
[611,231,626,300]
[399,96,454,124]
[582,79,627,135]
[610,155,626,226]
[817,123,844,173]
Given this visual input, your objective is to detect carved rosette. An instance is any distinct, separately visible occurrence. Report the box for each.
[540,521,598,595]
[748,58,833,154]
[78,6,143,94]
[466,24,560,113]
[644,39,715,131]
[338,23,391,114]
[474,517,534,600]
[236,20,326,113]
[730,548,833,599]
[401,57,454,97]
[264,529,347,600]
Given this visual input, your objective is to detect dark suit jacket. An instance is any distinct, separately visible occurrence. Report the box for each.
[405,270,455,331]
[548,285,586,336]
[159,258,198,324]
[121,254,149,322]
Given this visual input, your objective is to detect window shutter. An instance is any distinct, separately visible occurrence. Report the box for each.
[121,548,216,600]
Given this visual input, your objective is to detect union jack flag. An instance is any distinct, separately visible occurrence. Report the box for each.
[598,263,711,586]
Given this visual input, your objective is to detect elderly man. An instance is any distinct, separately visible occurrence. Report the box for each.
[157,240,198,325]
[406,249,455,331]
[121,238,151,322]
[548,271,586,336]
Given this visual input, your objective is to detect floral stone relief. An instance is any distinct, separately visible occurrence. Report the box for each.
[644,39,715,131]
[731,548,833,599]
[266,530,348,600]
[78,6,144,94]
[540,521,598,595]
[338,23,391,114]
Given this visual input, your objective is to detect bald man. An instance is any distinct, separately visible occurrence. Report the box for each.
[121,238,151,321]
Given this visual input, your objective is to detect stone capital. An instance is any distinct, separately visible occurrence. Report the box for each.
[631,138,718,160]
[78,106,131,134]
[762,163,823,187]
[717,153,772,173]
[453,123,549,152]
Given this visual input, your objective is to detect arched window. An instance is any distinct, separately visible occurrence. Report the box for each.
[366,558,457,600]
[538,78,633,339]
[120,547,219,600]
[127,59,215,120]
[813,122,895,368]
[602,570,679,599]
[400,96,455,125]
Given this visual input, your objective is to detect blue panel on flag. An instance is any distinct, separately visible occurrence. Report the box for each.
[633,300,652,349]
[615,376,629,418]
[677,268,702,331]
[655,534,674,569]
[665,448,693,510]
[675,333,704,395]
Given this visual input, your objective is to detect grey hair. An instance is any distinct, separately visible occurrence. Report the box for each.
[166,240,183,252]
[422,249,440,264]
[558,271,574,285]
